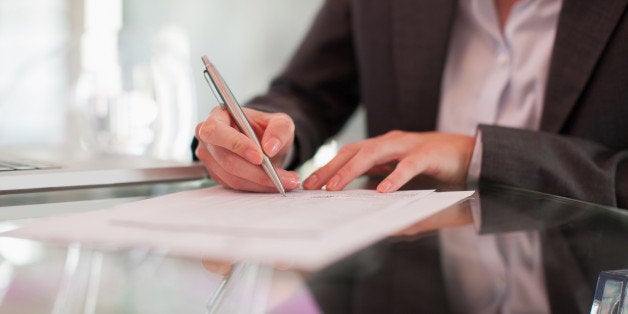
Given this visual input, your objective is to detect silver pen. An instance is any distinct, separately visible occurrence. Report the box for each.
[201,55,286,196]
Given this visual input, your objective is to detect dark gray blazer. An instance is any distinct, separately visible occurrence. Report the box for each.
[240,1,628,312]
[249,0,628,208]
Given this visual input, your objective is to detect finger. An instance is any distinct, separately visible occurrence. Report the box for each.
[197,143,276,191]
[377,156,429,193]
[196,144,235,187]
[199,143,300,192]
[195,145,229,187]
[196,107,231,139]
[198,110,263,165]
[302,144,359,190]
[314,136,405,190]
[210,145,301,191]
[260,113,295,158]
[203,147,283,192]
[324,144,398,191]
[363,162,397,176]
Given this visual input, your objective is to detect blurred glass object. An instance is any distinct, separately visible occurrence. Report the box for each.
[149,26,197,160]
[601,280,622,314]
[71,0,196,160]
[71,0,126,155]
[591,270,628,314]
[72,45,195,161]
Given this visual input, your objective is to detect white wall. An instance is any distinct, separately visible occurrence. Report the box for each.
[0,0,324,155]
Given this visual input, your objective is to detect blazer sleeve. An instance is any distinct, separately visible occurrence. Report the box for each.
[478,124,628,209]
[246,0,360,167]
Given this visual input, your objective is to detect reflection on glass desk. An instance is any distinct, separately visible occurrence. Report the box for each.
[0,181,626,313]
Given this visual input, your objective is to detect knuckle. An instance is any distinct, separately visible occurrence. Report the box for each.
[195,146,208,159]
[417,145,436,157]
[359,143,377,156]
[210,106,223,115]
[385,130,404,138]
[273,112,292,122]
[201,121,218,139]
[397,158,419,171]
[283,119,296,133]
[229,138,248,154]
[337,163,358,179]
[338,144,356,155]
[272,113,295,132]
[336,167,352,179]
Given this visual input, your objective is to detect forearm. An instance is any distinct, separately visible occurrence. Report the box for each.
[246,0,360,166]
[478,124,628,208]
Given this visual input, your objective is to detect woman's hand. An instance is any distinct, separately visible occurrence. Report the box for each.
[195,107,301,192]
[303,131,476,193]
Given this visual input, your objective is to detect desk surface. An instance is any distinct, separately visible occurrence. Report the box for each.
[0,180,626,313]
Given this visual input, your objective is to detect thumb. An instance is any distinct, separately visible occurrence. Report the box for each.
[260,113,295,158]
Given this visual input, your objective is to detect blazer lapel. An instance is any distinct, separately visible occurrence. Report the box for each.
[541,0,628,132]
[391,0,456,132]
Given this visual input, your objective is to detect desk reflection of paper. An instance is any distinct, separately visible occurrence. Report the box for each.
[5,187,473,270]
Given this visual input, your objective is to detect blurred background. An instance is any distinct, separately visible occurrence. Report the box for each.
[0,0,367,163]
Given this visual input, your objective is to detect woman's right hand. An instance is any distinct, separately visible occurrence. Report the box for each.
[195,107,301,192]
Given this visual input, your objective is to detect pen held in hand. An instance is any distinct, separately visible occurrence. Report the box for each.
[201,55,286,196]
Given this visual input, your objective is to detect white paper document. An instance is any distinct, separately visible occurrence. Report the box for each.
[4,187,474,270]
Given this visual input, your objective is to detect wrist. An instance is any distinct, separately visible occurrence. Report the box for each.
[466,131,483,187]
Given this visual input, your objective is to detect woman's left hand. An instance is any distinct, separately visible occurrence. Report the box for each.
[302,131,476,193]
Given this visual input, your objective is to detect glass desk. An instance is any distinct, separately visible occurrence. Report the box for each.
[0,180,626,313]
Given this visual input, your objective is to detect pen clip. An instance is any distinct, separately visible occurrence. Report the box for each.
[204,70,227,109]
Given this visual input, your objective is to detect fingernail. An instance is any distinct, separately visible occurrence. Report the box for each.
[303,174,319,189]
[264,137,281,156]
[378,180,392,193]
[327,175,340,190]
[287,174,301,187]
[245,149,262,164]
